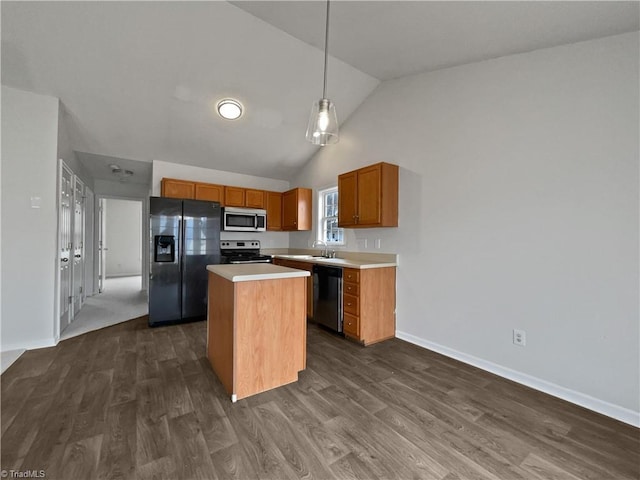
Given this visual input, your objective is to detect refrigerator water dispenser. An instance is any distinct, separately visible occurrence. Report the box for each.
[154,235,175,262]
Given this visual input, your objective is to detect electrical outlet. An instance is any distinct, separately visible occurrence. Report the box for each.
[513,329,526,347]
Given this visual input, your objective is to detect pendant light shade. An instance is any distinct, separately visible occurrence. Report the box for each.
[306,0,339,145]
[306,98,339,145]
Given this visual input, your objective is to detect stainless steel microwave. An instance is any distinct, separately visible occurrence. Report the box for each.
[222,207,267,232]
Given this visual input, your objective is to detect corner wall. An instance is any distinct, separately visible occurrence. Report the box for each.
[291,33,640,424]
[1,86,60,350]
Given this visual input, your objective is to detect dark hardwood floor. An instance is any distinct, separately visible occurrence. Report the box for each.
[1,316,638,479]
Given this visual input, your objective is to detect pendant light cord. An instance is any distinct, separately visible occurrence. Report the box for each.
[322,0,330,99]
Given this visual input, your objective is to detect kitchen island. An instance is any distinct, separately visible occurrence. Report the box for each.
[206,263,310,402]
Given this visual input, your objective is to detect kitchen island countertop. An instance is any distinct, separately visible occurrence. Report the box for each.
[206,263,311,282]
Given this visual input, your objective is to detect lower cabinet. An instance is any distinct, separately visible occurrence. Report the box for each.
[342,267,396,346]
[272,259,314,318]
[273,259,396,345]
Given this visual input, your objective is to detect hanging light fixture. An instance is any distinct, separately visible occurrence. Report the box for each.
[306,0,339,145]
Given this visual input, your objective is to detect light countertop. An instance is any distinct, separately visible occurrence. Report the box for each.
[207,263,311,283]
[272,255,397,269]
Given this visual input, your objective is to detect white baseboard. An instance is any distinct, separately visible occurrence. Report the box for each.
[396,330,640,428]
[1,349,26,374]
[105,273,142,278]
[1,336,57,353]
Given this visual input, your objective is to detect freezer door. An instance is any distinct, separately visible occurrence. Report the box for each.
[181,200,221,320]
[149,197,182,326]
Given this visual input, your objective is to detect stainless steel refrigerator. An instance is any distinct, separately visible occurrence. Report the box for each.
[149,197,221,327]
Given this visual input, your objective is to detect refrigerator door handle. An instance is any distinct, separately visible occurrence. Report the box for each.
[178,218,184,269]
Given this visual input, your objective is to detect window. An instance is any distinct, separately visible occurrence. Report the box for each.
[318,187,344,245]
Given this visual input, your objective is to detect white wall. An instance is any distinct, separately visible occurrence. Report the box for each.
[292,33,640,424]
[152,160,291,249]
[105,199,142,277]
[1,86,59,350]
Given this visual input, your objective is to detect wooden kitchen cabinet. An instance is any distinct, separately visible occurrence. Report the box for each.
[195,183,225,204]
[272,258,314,318]
[245,189,265,208]
[342,267,396,345]
[282,188,312,231]
[224,186,246,207]
[161,178,195,199]
[338,162,399,228]
[266,191,283,231]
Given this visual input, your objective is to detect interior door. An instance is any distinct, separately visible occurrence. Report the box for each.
[73,177,85,314]
[58,161,73,332]
[98,198,106,293]
[84,188,95,298]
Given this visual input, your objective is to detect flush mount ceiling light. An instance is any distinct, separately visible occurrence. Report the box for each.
[217,99,243,120]
[109,163,134,180]
[306,0,339,146]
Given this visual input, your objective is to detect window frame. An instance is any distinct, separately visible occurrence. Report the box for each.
[317,186,345,246]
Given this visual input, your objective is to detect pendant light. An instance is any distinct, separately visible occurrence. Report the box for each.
[306,0,339,145]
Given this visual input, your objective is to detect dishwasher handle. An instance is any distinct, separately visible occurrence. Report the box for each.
[312,264,343,278]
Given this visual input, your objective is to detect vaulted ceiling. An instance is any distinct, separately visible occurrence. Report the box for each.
[2,1,638,183]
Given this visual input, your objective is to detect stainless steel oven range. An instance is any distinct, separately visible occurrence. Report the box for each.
[220,240,273,264]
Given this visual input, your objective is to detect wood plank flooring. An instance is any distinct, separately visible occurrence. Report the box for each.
[1,316,638,479]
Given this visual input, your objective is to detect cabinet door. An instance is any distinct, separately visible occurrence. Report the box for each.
[195,183,225,204]
[266,191,282,231]
[295,188,312,230]
[224,186,246,207]
[282,189,298,230]
[338,171,358,227]
[282,188,312,231]
[245,189,265,208]
[162,178,195,199]
[343,313,360,337]
[356,164,382,226]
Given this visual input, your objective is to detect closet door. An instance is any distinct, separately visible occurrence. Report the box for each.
[58,161,73,332]
[72,176,85,315]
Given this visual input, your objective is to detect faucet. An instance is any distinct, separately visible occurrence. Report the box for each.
[312,240,328,257]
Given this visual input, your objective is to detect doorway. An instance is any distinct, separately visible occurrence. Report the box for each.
[61,196,147,339]
[98,198,143,290]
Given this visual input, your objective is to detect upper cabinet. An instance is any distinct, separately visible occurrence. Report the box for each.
[266,191,283,231]
[223,186,266,208]
[160,179,312,231]
[224,186,245,207]
[195,183,225,204]
[338,162,398,228]
[162,178,195,199]
[282,188,312,231]
[245,189,266,209]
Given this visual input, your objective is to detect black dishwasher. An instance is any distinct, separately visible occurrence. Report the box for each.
[313,265,343,333]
